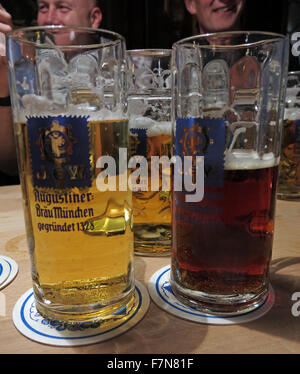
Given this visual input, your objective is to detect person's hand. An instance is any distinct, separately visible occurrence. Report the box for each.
[0,4,13,34]
[0,5,13,97]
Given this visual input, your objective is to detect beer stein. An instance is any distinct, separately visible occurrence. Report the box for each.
[278,71,300,200]
[7,26,135,325]
[171,31,288,315]
[127,49,172,256]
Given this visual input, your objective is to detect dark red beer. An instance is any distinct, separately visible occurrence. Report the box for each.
[171,162,278,310]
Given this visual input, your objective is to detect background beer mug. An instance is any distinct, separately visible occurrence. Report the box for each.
[278,71,300,200]
[127,49,172,256]
[171,32,288,315]
[7,26,135,324]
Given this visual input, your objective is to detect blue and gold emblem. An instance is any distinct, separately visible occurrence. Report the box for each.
[28,115,91,189]
[176,117,226,187]
[179,122,214,156]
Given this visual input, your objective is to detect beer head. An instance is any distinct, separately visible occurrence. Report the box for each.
[225,150,278,170]
[129,115,172,137]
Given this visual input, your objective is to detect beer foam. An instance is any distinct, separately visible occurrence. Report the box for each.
[129,115,172,136]
[18,94,126,122]
[88,107,127,121]
[225,150,278,170]
[284,107,300,121]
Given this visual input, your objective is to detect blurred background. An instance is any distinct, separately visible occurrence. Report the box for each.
[1,0,299,68]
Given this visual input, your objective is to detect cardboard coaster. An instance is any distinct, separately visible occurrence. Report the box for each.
[0,256,10,287]
[0,256,18,290]
[148,265,275,325]
[12,280,149,346]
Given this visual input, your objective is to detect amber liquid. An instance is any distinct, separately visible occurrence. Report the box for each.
[172,165,278,297]
[15,119,135,323]
[130,132,172,255]
[278,119,300,200]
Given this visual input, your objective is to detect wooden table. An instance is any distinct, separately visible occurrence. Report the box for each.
[0,184,300,354]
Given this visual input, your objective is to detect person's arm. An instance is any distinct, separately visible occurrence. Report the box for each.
[0,94,17,176]
[0,5,17,176]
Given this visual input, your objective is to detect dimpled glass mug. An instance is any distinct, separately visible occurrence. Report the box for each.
[7,26,136,325]
[127,49,172,256]
[170,31,289,315]
[278,71,300,200]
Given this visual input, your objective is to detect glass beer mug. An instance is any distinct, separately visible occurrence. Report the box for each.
[127,49,172,256]
[7,26,136,325]
[171,31,288,315]
[278,71,300,200]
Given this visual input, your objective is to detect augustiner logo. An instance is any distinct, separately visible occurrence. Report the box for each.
[28,116,91,189]
[179,122,214,156]
[37,120,76,162]
[176,118,225,188]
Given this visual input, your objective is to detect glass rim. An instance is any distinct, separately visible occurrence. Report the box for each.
[173,30,288,50]
[7,25,126,49]
[127,49,172,56]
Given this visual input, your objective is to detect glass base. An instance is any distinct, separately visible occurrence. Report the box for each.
[133,223,171,256]
[34,288,137,326]
[170,277,269,316]
[277,183,300,200]
[277,190,300,201]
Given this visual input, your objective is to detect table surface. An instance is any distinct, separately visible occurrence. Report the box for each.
[0,184,300,354]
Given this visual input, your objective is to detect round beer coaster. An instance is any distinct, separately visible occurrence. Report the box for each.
[0,256,18,290]
[0,256,11,287]
[148,265,275,325]
[12,280,150,346]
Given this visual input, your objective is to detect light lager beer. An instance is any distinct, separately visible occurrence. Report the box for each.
[129,116,172,255]
[127,48,172,256]
[16,118,135,324]
[7,26,136,325]
[127,49,172,256]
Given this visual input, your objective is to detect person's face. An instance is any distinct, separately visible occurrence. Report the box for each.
[37,0,102,28]
[185,0,245,34]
